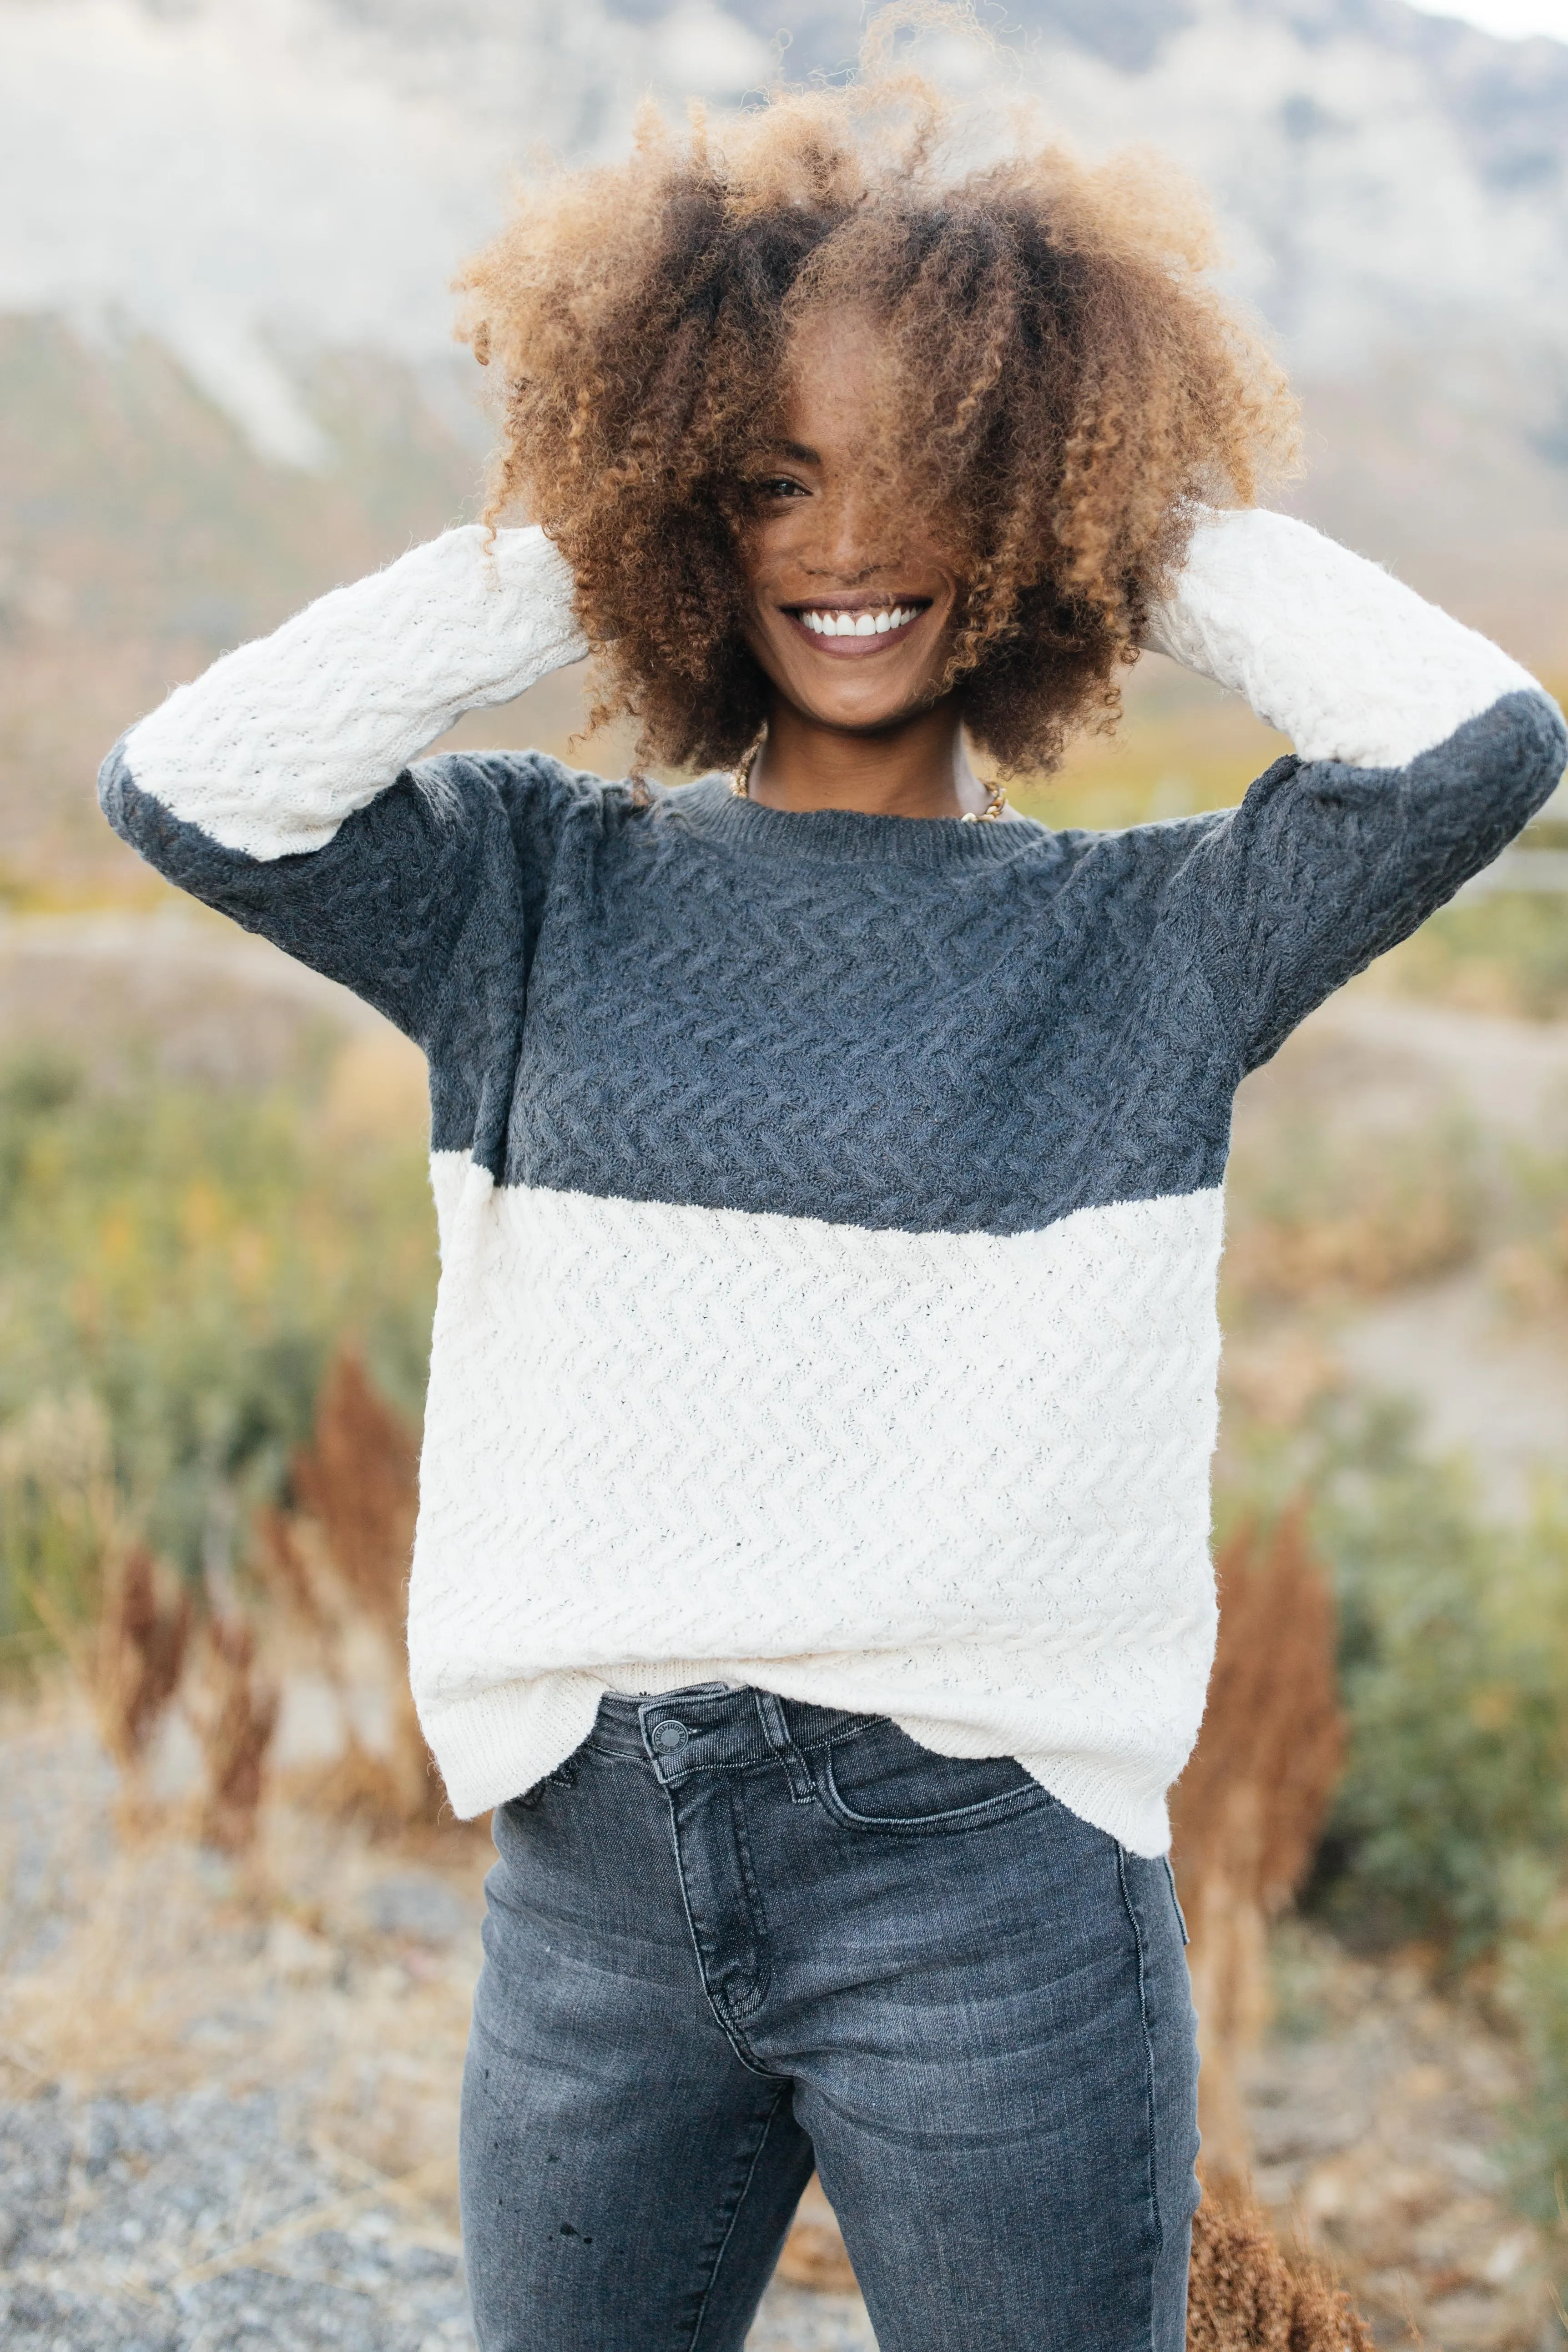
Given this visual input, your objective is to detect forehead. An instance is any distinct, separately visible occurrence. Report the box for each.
[779,306,886,443]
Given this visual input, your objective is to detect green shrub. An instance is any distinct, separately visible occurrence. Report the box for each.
[0,1046,434,1638]
[1220,1395,1568,1967]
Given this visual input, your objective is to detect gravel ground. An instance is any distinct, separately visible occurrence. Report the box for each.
[0,2082,875,2352]
[0,2084,471,2352]
[0,1693,877,2351]
[1247,1929,1558,2351]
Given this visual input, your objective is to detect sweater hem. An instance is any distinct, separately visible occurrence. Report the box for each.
[423,1670,1175,1857]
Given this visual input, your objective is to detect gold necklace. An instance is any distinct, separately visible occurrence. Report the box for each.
[730,734,1007,821]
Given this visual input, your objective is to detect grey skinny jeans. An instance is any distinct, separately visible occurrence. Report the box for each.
[460,1685,1200,2352]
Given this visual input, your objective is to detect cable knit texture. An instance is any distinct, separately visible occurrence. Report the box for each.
[121,526,586,860]
[1143,508,1538,767]
[100,509,1566,1853]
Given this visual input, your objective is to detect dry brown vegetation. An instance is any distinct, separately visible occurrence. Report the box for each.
[1223,1138,1480,1309]
[83,1542,192,1780]
[1171,1510,1346,2181]
[0,1681,477,2226]
[255,1348,440,1829]
[15,1347,438,1860]
[1188,2175,1374,2352]
[190,1613,280,1854]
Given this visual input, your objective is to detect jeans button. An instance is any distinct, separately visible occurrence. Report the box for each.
[651,1720,690,1755]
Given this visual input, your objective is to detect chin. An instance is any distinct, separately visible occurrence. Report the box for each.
[788,674,943,733]
[806,700,913,734]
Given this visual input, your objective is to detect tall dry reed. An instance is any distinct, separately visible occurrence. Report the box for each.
[1170,1508,1345,2177]
[90,1543,192,1775]
[256,1348,440,1828]
[189,1613,279,1853]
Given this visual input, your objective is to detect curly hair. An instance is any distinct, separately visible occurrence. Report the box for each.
[455,40,1298,778]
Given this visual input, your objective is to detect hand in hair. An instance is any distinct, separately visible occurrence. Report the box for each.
[456,38,1298,779]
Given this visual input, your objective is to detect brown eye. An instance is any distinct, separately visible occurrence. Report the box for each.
[757,476,807,500]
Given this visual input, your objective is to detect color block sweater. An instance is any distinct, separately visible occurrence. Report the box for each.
[99,509,1566,1855]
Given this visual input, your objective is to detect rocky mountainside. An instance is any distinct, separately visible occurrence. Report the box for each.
[0,0,1564,874]
[4,0,1563,446]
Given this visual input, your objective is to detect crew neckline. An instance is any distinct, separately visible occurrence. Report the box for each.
[665,774,1055,870]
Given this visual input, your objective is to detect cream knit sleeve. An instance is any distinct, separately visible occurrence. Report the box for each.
[120,524,586,862]
[1143,507,1542,770]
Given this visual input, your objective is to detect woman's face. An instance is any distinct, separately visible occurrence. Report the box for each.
[739,308,963,735]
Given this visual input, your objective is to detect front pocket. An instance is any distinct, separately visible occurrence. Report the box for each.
[818,1719,1052,1835]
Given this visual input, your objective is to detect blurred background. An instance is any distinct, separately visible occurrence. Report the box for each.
[2,2,1568,2347]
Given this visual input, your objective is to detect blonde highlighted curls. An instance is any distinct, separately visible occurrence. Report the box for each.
[456,20,1298,777]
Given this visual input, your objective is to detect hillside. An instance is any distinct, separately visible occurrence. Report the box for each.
[1,0,1565,883]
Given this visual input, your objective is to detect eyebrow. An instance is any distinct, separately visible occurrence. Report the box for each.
[762,440,820,465]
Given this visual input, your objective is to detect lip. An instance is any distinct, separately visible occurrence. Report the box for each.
[779,599,932,659]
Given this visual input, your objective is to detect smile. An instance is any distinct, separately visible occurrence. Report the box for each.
[782,599,931,653]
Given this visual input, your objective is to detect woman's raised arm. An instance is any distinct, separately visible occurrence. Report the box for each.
[1145,507,1567,1070]
[98,526,587,1038]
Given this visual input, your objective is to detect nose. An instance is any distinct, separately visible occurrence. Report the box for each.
[804,481,885,585]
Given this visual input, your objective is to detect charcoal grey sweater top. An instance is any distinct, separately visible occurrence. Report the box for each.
[99,508,1566,1852]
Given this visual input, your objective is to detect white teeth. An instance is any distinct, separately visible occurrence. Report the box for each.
[799,604,918,638]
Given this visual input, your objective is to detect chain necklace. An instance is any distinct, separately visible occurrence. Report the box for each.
[730,734,1008,821]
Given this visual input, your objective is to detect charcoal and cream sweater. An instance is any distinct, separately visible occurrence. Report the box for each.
[99,509,1565,1854]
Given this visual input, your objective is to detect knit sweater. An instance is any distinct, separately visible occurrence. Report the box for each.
[99,509,1565,1855]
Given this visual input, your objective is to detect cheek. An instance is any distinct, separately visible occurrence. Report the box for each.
[736,511,798,591]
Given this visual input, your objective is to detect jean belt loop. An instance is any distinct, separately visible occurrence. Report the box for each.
[753,1690,814,1803]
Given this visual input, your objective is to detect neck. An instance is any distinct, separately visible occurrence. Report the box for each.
[747,695,985,819]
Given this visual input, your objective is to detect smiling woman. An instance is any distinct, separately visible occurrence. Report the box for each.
[95,15,1565,2352]
[455,70,1299,789]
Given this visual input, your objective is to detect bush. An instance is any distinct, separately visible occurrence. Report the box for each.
[0,1045,434,1640]
[1221,1396,1568,1968]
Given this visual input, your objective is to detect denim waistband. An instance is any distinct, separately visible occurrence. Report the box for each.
[585,1684,875,1770]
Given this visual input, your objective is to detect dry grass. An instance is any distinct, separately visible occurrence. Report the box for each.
[1189,2173,1374,2352]
[0,1679,479,2228]
[84,1542,192,1776]
[775,2175,859,2292]
[288,1351,418,1632]
[16,1349,439,1857]
[1225,1170,1478,1309]
[255,1348,441,1828]
[1171,1510,1346,2180]
[190,1613,280,1853]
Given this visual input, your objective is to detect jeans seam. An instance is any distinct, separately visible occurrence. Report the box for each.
[723,1782,772,2016]
[1116,1843,1165,2352]
[1160,1853,1191,1946]
[681,2082,793,2352]
[660,1779,781,2073]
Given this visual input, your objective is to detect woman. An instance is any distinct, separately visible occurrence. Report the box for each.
[100,61,1563,2352]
